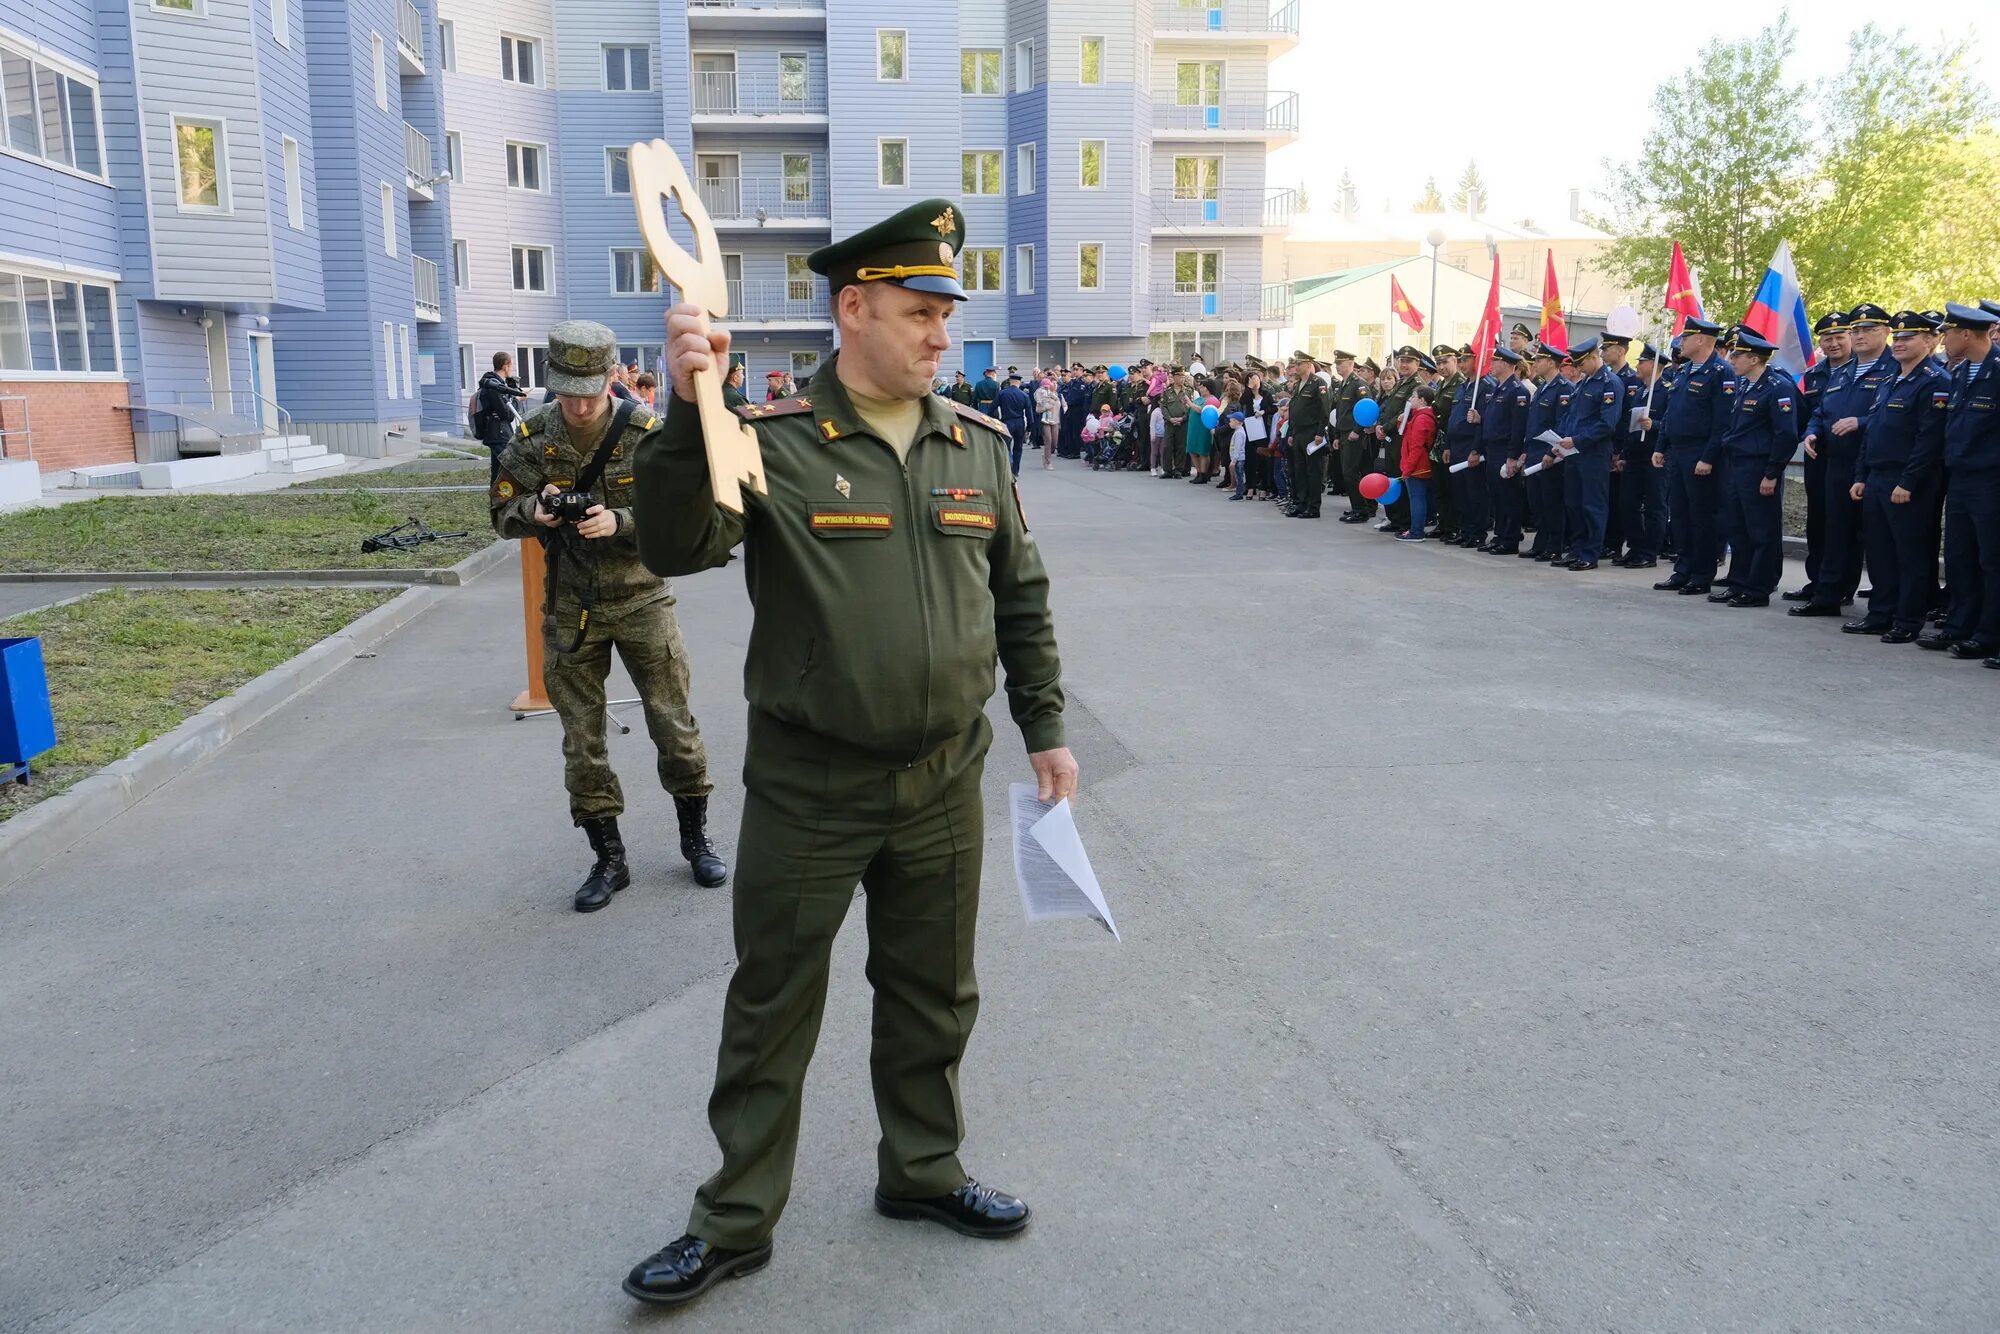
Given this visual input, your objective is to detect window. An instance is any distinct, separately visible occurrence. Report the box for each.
[785,254,812,302]
[515,345,547,388]
[271,0,288,47]
[1013,40,1032,92]
[0,49,106,178]
[153,0,197,11]
[1014,244,1034,294]
[791,349,819,379]
[1078,243,1102,291]
[371,32,387,109]
[1079,139,1104,189]
[878,138,905,188]
[960,249,1001,292]
[618,344,663,372]
[1176,60,1222,107]
[512,245,548,292]
[782,152,811,203]
[610,248,661,295]
[604,146,629,194]
[1173,249,1220,292]
[437,19,455,72]
[603,44,650,92]
[961,150,999,196]
[172,116,227,210]
[399,324,413,400]
[382,321,395,396]
[961,48,999,95]
[779,52,808,105]
[500,34,539,86]
[1173,155,1220,199]
[281,136,302,228]
[379,181,396,256]
[1307,324,1339,361]
[1015,143,1035,195]
[506,141,545,191]
[443,131,461,181]
[1358,323,1386,362]
[1505,254,1526,282]
[876,30,905,81]
[451,238,469,289]
[1080,36,1103,85]
[457,343,473,392]
[0,268,120,373]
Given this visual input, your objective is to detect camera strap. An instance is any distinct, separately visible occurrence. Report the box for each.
[542,396,639,654]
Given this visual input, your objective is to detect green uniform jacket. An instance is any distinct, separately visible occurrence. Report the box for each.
[632,353,1066,765]
[489,400,664,606]
[1376,373,1420,443]
[949,383,976,406]
[1162,386,1192,425]
[1333,375,1369,435]
[1433,373,1466,460]
[1090,381,1115,414]
[1289,372,1330,440]
[723,383,750,411]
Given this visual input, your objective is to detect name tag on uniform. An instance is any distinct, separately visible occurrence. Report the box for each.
[808,502,894,536]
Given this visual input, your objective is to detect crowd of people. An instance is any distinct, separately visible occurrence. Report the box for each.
[942,305,2000,668]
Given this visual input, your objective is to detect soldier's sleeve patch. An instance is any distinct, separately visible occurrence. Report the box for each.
[1779,400,1793,412]
[495,479,515,500]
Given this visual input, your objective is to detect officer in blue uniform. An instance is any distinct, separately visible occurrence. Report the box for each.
[1839,311,1950,642]
[1474,348,1532,552]
[1554,336,1622,570]
[1791,311,1850,601]
[1925,303,2000,661]
[1524,344,1574,561]
[1601,337,1662,567]
[1655,318,1731,594]
[1705,328,1800,607]
[1792,304,1894,615]
[1447,352,1492,547]
[1628,344,1672,564]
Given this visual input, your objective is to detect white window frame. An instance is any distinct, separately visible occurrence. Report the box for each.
[281,135,302,228]
[1014,243,1034,295]
[451,238,469,290]
[1015,143,1035,196]
[379,181,396,256]
[608,247,661,296]
[382,321,395,396]
[1079,35,1104,86]
[511,244,550,293]
[876,29,906,82]
[1013,39,1032,92]
[456,342,473,393]
[443,131,461,181]
[505,140,547,192]
[961,47,1000,97]
[1172,247,1223,293]
[270,0,288,47]
[785,253,813,302]
[151,0,202,15]
[1078,242,1103,292]
[169,114,230,212]
[604,145,630,195]
[515,344,546,388]
[877,137,906,189]
[399,323,414,401]
[790,349,819,380]
[437,19,455,72]
[1079,138,1105,190]
[1172,154,1222,201]
[960,248,1001,294]
[0,49,109,183]
[371,32,387,110]
[500,33,541,87]
[602,43,651,92]
[0,263,124,377]
[961,148,1000,197]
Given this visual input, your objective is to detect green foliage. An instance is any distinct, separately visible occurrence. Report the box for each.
[1450,161,1488,214]
[1413,176,1445,214]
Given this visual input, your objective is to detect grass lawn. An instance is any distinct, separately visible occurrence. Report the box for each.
[293,467,490,491]
[0,491,493,573]
[0,587,393,819]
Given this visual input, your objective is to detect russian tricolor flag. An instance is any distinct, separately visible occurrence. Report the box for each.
[1740,239,1818,377]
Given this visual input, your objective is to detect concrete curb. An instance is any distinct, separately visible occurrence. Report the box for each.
[0,582,448,892]
[0,539,511,588]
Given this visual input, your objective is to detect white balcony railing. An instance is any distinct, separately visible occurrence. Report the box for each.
[1151,281,1291,324]
[1154,0,1301,36]
[689,0,826,8]
[414,254,441,321]
[1151,187,1296,230]
[395,0,425,71]
[695,172,831,221]
[1152,91,1299,135]
[722,277,829,322]
[692,69,828,116]
[403,122,433,195]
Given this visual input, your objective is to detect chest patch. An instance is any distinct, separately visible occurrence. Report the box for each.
[810,509,892,534]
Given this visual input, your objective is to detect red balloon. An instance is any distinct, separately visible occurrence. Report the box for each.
[1204,397,1219,409]
[1357,472,1391,501]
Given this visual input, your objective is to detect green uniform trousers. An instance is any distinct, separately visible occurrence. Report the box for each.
[543,590,710,822]
[1298,442,1328,514]
[689,711,992,1249]
[1339,434,1376,515]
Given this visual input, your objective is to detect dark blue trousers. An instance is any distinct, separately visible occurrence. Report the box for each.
[1720,455,1785,596]
[1811,446,1866,606]
[1666,450,1717,584]
[1485,455,1521,546]
[1564,446,1612,564]
[1941,469,2000,643]
[1862,472,1939,632]
[1618,451,1666,560]
[1456,458,1489,540]
[1528,466,1566,556]
[1800,446,1826,593]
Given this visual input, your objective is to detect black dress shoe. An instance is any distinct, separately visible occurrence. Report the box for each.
[1985,656,2000,669]
[624,1235,774,1306]
[1706,589,1734,603]
[1566,560,1599,571]
[1787,603,1843,618]
[1518,549,1542,559]
[875,1179,1031,1238]
[1949,640,1999,660]
[1857,587,1873,599]
[1880,628,1919,644]
[1841,619,1891,635]
[1487,545,1520,555]
[1622,557,1659,569]
[1677,583,1711,595]
[1916,634,1957,651]
[1726,593,1771,607]
[1654,577,1687,591]
[1782,588,1814,602]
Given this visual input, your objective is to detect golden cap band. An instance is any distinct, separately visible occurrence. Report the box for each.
[856,264,961,282]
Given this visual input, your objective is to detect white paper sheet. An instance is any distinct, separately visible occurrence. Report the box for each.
[1244,415,1268,442]
[1010,784,1119,940]
[1629,407,1649,432]
[1533,429,1564,447]
[1448,460,1471,474]
[1522,462,1545,476]
[1306,437,1327,455]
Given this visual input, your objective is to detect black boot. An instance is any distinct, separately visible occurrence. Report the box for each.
[575,816,631,913]
[675,794,729,888]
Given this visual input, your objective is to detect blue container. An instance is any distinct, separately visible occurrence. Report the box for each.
[0,637,57,767]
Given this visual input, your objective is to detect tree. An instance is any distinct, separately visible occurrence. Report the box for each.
[1450,161,1488,214]
[1413,177,1445,213]
[1596,16,1809,318]
[1295,179,1310,213]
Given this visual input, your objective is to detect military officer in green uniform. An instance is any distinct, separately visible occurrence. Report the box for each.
[1374,346,1425,530]
[1160,367,1194,478]
[1431,344,1466,540]
[947,369,976,405]
[488,321,728,912]
[623,199,1077,1308]
[1334,352,1373,519]
[1286,350,1331,517]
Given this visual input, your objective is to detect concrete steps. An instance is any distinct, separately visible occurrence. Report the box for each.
[268,451,346,475]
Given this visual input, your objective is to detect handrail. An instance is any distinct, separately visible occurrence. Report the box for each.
[0,394,31,462]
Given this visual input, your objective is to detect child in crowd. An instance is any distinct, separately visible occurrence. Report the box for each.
[1227,412,1249,500]
[1397,384,1438,542]
[1150,403,1167,474]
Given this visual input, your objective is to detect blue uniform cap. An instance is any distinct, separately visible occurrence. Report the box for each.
[1888,310,1939,337]
[1977,299,2000,319]
[1638,343,1659,362]
[1493,347,1523,365]
[1846,302,1891,329]
[1730,328,1778,355]
[1567,335,1603,359]
[1681,316,1724,337]
[1942,302,1998,332]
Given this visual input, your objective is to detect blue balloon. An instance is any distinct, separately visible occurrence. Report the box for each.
[1353,399,1381,428]
[1107,364,1127,381]
[1200,404,1220,428]
[1381,477,1403,506]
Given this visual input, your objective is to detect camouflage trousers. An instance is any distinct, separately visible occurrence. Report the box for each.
[544,590,711,823]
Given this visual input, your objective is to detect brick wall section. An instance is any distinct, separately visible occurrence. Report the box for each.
[0,381,136,473]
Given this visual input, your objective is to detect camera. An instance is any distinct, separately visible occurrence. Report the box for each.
[541,488,594,525]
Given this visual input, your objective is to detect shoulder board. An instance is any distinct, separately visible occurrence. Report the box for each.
[516,418,534,438]
[949,400,1010,435]
[734,395,817,421]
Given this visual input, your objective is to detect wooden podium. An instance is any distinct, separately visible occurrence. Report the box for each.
[511,539,550,713]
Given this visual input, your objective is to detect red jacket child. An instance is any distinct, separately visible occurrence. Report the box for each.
[1399,405,1436,478]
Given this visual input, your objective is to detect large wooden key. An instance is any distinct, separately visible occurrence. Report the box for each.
[629,138,768,514]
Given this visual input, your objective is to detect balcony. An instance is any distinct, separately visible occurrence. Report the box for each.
[395,0,425,74]
[1151,91,1299,143]
[414,255,441,322]
[403,122,434,198]
[1151,187,1295,234]
[694,172,831,228]
[691,70,829,126]
[1153,0,1301,49]
[1150,281,1292,326]
[687,0,826,32]
[720,277,829,326]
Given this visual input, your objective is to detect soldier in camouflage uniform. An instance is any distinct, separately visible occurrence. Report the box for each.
[489,320,727,913]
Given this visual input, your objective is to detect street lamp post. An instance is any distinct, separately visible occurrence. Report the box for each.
[1426,227,1446,351]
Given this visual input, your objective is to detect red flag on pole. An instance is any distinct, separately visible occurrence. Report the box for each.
[1538,249,1569,354]
[1664,240,1704,337]
[1470,254,1503,380]
[1389,274,1425,333]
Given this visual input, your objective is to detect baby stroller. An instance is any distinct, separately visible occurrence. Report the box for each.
[1090,413,1139,470]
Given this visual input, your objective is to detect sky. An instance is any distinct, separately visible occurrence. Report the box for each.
[1267,2,1996,227]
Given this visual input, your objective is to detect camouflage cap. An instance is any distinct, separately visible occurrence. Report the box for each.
[546,320,619,397]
